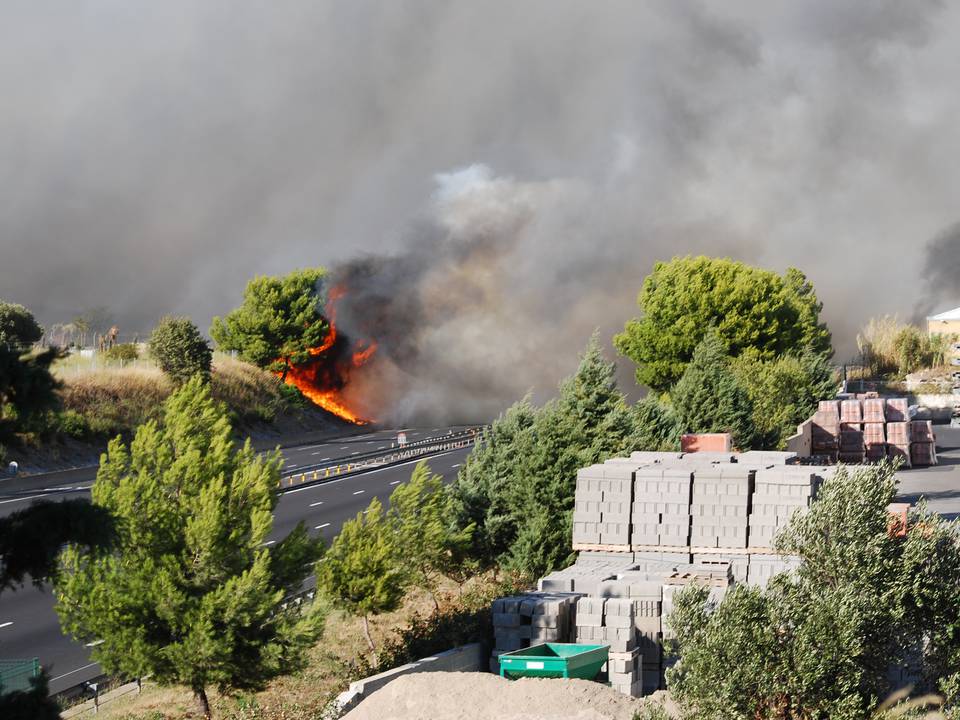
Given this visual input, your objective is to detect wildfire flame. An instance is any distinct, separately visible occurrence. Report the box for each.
[275,285,377,425]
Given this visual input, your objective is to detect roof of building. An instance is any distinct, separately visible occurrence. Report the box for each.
[928,306,960,321]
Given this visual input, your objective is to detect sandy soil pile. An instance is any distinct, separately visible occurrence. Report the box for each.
[343,671,654,720]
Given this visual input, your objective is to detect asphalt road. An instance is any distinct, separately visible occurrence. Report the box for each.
[0,426,472,694]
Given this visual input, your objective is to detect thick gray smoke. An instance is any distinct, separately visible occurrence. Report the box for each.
[2,1,960,421]
[915,223,960,322]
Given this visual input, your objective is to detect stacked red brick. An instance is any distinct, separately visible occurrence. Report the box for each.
[911,420,938,466]
[885,398,912,468]
[863,399,887,462]
[812,400,840,462]
[839,400,865,463]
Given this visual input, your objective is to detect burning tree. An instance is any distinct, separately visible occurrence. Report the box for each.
[211,268,377,424]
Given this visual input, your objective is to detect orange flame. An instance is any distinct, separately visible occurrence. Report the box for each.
[274,284,375,425]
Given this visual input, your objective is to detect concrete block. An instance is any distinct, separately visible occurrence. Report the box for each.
[531,627,561,642]
[493,613,520,627]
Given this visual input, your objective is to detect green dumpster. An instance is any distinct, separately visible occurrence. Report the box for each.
[498,642,609,680]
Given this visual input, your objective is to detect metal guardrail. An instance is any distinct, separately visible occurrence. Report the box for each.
[277,427,484,490]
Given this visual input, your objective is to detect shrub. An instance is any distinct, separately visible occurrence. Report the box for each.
[148,316,212,384]
[101,343,139,363]
[732,353,837,450]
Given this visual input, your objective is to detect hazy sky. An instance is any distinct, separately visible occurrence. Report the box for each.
[2,1,959,412]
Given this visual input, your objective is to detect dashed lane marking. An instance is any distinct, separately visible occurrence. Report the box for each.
[309,501,324,507]
[315,523,330,530]
[353,490,365,495]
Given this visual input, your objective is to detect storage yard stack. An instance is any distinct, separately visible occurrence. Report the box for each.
[573,464,633,547]
[863,422,886,462]
[490,593,579,672]
[748,467,822,550]
[911,420,938,466]
[795,396,936,467]
[689,466,751,548]
[886,421,912,467]
[513,450,834,697]
[812,400,840,462]
[631,466,693,550]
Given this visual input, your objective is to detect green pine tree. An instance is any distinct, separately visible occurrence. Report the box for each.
[316,496,408,662]
[55,377,324,718]
[387,462,473,609]
[670,330,755,449]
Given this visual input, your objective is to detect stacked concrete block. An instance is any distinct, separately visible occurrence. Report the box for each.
[631,467,693,548]
[607,648,642,696]
[689,467,752,548]
[863,422,886,462]
[599,598,638,653]
[629,451,684,463]
[693,553,748,583]
[736,450,797,467]
[490,593,579,673]
[838,422,865,463]
[573,464,635,546]
[746,554,801,588]
[886,422,912,467]
[910,420,938,466]
[748,468,819,548]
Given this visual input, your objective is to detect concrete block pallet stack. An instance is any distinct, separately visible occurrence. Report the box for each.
[748,467,823,549]
[910,421,938,466]
[490,593,579,673]
[632,466,693,549]
[689,466,751,549]
[863,422,886,462]
[572,464,633,547]
[838,422,865,463]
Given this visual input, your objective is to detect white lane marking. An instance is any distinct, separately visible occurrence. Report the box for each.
[0,621,13,629]
[0,494,46,505]
[287,464,298,469]
[315,523,330,530]
[51,662,100,682]
[262,540,276,546]
[85,639,104,647]
[309,501,324,507]
[353,490,365,495]
[339,446,349,450]
[451,463,461,468]
[378,446,386,449]
[351,452,359,455]
[389,480,402,485]
[362,509,369,514]
[311,451,323,456]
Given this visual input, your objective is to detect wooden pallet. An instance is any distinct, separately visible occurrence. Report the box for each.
[572,543,780,555]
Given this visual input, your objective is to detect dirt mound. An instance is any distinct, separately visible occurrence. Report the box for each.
[343,671,650,720]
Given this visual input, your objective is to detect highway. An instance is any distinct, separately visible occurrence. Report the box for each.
[0,426,473,694]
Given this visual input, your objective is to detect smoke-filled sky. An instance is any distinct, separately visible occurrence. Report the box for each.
[2,1,960,418]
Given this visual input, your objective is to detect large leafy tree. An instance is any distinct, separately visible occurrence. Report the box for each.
[0,301,62,445]
[670,330,755,449]
[316,497,408,661]
[0,302,43,349]
[668,463,960,720]
[210,268,330,377]
[614,256,833,392]
[148,316,212,384]
[56,377,324,718]
[732,352,836,450]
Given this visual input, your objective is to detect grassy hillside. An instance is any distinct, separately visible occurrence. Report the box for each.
[53,353,307,440]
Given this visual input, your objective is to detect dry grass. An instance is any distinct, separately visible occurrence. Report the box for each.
[82,585,455,720]
[53,354,301,440]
